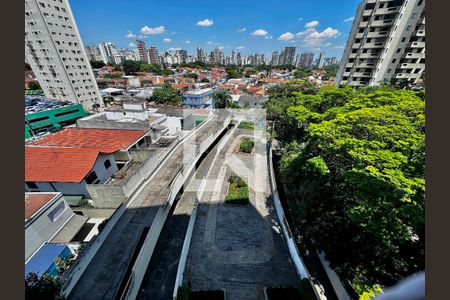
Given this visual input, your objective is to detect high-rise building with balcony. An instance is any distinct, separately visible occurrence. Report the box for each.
[136,40,148,62]
[148,46,160,65]
[25,0,103,112]
[318,52,325,68]
[271,51,279,66]
[336,0,425,86]
[298,52,314,68]
[283,46,297,66]
[98,42,118,65]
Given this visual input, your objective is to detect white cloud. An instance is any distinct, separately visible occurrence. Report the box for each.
[137,35,147,39]
[167,47,182,52]
[206,41,213,45]
[236,46,245,49]
[140,25,166,35]
[196,18,214,27]
[265,35,273,39]
[128,42,136,47]
[185,40,191,44]
[251,29,268,36]
[305,20,319,28]
[218,46,224,50]
[344,16,355,22]
[237,27,247,32]
[296,27,341,47]
[126,31,136,38]
[298,17,304,21]
[163,38,172,43]
[278,32,294,41]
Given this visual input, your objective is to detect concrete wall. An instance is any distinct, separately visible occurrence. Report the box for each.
[86,184,127,209]
[317,251,352,300]
[25,194,74,261]
[72,208,116,219]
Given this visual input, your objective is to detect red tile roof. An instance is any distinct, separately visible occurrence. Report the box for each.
[25,193,59,220]
[25,146,100,183]
[33,128,146,153]
[171,83,189,89]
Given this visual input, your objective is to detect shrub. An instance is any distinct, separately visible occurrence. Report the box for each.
[238,121,255,130]
[239,139,254,153]
[225,175,249,204]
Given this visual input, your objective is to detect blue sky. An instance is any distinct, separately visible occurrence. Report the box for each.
[70,0,361,58]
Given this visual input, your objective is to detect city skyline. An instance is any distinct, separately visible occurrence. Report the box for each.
[70,0,361,58]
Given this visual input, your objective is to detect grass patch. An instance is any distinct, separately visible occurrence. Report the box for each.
[225,175,249,204]
[239,138,254,153]
[266,279,316,300]
[237,121,255,130]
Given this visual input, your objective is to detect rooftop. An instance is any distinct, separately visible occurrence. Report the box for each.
[25,146,100,183]
[32,128,146,153]
[25,95,73,115]
[25,192,60,221]
[185,88,213,96]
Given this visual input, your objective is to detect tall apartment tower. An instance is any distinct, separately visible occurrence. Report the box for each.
[136,40,148,62]
[318,52,325,68]
[298,53,314,68]
[271,51,279,66]
[24,0,103,111]
[283,47,297,66]
[98,42,118,65]
[148,46,160,65]
[336,0,425,86]
[197,47,206,62]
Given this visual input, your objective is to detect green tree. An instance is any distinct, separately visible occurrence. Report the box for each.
[90,60,106,69]
[212,90,232,109]
[225,66,243,79]
[121,60,140,75]
[293,68,312,79]
[25,273,62,300]
[151,83,182,106]
[28,81,41,90]
[103,73,122,79]
[201,77,210,83]
[186,73,198,80]
[269,81,425,291]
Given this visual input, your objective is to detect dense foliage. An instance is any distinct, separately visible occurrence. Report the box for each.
[239,139,254,153]
[265,81,425,289]
[25,273,62,300]
[151,83,182,106]
[28,81,41,90]
[89,60,106,69]
[225,175,249,204]
[212,90,232,109]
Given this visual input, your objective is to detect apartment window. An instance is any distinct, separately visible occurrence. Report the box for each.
[47,202,66,222]
[401,37,406,42]
[39,2,45,8]
[411,13,418,19]
[26,182,38,189]
[352,49,357,53]
[406,26,412,31]
[55,6,60,11]
[365,3,375,10]
[358,28,364,33]
[85,170,98,184]
[418,0,423,5]
[392,59,397,63]
[379,3,385,8]
[396,48,401,53]
[104,159,112,169]
[370,27,375,32]
[362,16,369,22]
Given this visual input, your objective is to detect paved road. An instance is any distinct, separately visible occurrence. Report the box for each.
[67,114,229,300]
[184,128,299,300]
[137,128,225,300]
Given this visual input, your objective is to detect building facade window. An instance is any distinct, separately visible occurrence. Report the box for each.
[26,182,38,189]
[104,159,111,169]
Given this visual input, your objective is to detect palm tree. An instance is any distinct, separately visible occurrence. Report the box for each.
[212,90,232,109]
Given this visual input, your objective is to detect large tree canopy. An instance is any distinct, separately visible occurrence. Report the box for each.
[151,83,181,106]
[267,82,425,291]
